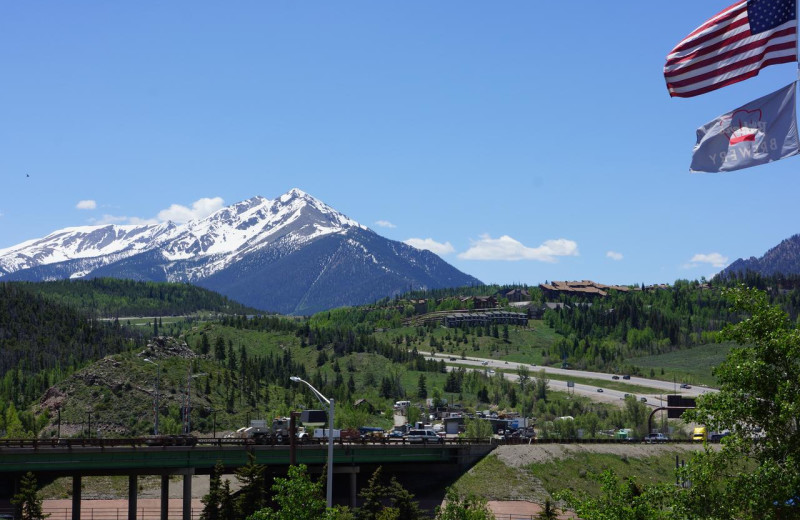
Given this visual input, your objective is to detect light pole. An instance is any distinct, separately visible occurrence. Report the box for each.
[290,376,334,507]
[144,358,160,435]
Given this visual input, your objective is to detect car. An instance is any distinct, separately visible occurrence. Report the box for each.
[612,375,620,380]
[449,357,456,361]
[645,433,669,443]
[710,430,730,442]
[622,375,631,380]
[596,388,604,393]
[404,429,443,444]
[680,383,691,389]
[623,393,632,398]
[387,429,405,440]
[640,397,648,403]
[481,361,489,366]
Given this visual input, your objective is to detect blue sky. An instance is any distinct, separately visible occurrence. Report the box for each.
[2,1,799,287]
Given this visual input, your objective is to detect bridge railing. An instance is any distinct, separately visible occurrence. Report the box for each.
[0,435,696,450]
[0,508,202,520]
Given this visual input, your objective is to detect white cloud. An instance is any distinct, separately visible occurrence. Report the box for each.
[88,196,225,226]
[606,250,623,261]
[689,252,728,268]
[90,214,158,226]
[76,200,97,210]
[157,197,225,223]
[405,238,455,256]
[375,220,396,229]
[458,234,579,262]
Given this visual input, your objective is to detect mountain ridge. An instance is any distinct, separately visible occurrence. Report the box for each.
[0,189,481,313]
[718,233,800,279]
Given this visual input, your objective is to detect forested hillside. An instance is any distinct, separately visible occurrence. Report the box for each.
[12,274,800,441]
[0,283,149,433]
[11,278,261,317]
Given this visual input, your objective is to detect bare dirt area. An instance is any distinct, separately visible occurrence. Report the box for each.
[494,442,712,468]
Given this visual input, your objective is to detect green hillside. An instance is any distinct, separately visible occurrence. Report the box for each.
[11,274,800,441]
[10,278,261,317]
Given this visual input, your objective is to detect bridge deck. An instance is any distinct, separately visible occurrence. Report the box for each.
[0,442,496,476]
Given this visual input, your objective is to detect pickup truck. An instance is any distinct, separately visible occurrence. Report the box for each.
[644,433,669,443]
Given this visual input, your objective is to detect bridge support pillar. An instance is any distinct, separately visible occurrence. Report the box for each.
[72,475,81,520]
[160,475,169,520]
[128,475,137,520]
[350,471,357,508]
[183,470,194,520]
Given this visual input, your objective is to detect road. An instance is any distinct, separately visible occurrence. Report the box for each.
[420,351,718,408]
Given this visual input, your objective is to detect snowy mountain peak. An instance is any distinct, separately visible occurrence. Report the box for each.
[0,188,481,313]
[0,189,364,278]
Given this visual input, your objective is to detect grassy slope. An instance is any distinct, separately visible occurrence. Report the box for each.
[452,447,700,505]
[628,342,733,387]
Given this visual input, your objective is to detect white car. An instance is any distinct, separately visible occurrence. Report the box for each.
[404,429,444,444]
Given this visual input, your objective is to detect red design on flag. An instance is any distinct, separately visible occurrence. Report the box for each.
[664,0,797,98]
[724,109,763,143]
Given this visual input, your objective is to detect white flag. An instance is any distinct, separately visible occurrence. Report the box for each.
[690,82,799,173]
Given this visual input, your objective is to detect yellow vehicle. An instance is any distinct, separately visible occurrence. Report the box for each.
[692,426,707,442]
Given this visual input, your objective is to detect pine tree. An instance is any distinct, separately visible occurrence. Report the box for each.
[387,476,421,520]
[200,461,225,520]
[357,467,386,520]
[235,452,268,518]
[11,472,47,520]
[417,374,427,400]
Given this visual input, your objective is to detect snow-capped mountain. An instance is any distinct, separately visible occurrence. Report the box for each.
[0,189,481,314]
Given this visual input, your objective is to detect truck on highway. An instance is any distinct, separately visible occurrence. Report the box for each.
[692,426,707,442]
[235,418,308,445]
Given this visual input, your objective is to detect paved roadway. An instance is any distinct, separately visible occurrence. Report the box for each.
[420,351,718,408]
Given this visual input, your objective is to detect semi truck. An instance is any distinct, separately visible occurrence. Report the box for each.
[235,418,309,445]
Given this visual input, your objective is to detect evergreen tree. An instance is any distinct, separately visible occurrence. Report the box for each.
[416,374,427,400]
[356,467,386,520]
[201,461,225,520]
[220,480,235,520]
[235,452,268,518]
[387,477,421,520]
[536,499,559,520]
[11,472,47,520]
[215,337,226,361]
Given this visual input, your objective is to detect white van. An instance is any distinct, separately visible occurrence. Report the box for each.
[394,400,411,409]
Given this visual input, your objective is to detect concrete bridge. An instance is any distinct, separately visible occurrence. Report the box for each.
[0,440,497,520]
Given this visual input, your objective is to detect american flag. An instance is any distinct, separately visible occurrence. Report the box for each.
[664,0,797,98]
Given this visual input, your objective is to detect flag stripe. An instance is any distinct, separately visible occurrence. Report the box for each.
[668,37,796,87]
[664,0,797,98]
[668,2,749,60]
[666,19,755,69]
[672,56,796,97]
[681,0,748,43]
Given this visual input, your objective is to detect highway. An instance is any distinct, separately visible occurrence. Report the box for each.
[420,351,718,408]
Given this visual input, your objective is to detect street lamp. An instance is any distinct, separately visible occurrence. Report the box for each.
[144,358,160,435]
[290,376,334,507]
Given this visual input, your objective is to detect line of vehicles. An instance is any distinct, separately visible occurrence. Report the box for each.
[232,418,449,445]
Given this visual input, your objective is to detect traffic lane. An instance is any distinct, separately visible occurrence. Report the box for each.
[422,351,717,397]
[446,363,627,407]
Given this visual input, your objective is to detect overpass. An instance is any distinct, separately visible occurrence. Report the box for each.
[0,439,496,520]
